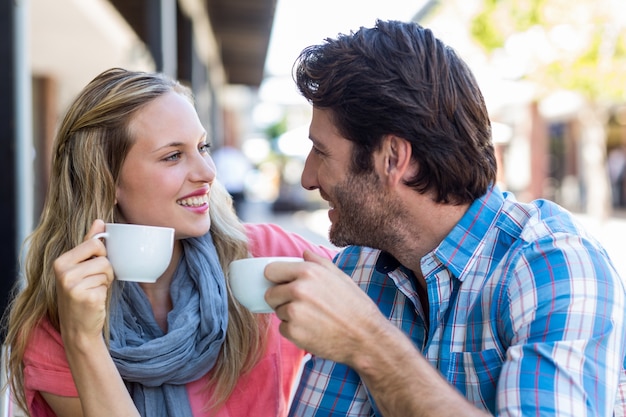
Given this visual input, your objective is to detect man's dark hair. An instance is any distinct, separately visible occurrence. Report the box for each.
[294,19,497,204]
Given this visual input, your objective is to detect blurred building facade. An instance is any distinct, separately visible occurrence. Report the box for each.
[0,0,276,321]
[417,0,626,217]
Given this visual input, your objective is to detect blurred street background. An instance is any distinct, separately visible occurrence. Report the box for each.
[1,0,626,320]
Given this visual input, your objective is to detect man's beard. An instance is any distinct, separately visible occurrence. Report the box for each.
[328,169,406,251]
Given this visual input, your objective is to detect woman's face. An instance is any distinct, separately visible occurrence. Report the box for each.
[115,91,216,240]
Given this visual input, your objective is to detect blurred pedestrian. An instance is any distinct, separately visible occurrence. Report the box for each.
[608,145,626,207]
[212,145,252,215]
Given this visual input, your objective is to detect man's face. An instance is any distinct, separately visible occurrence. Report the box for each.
[302,108,405,249]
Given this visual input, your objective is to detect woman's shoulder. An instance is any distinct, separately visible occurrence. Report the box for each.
[24,317,69,371]
[243,223,337,259]
[23,317,78,414]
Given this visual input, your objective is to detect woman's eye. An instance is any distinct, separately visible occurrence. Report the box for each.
[164,152,181,161]
[199,143,212,153]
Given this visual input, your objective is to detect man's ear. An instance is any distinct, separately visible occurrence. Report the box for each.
[380,135,414,186]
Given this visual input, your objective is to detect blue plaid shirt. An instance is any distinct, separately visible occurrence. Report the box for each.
[289,186,626,416]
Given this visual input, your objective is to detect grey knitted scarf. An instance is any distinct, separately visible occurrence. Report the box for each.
[108,232,228,417]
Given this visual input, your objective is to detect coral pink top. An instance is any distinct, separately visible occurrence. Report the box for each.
[23,223,336,417]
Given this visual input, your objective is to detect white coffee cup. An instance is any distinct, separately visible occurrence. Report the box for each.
[228,257,303,313]
[93,223,174,283]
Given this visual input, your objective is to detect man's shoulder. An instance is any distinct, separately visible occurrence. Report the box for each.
[493,194,583,243]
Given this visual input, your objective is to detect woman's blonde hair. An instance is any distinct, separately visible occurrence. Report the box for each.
[2,68,269,413]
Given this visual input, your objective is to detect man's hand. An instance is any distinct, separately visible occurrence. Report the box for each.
[265,249,385,365]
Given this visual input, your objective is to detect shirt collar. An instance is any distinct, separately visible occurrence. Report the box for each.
[433,185,504,281]
[374,250,401,274]
[371,185,505,280]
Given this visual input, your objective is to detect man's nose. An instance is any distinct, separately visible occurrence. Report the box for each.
[301,151,319,191]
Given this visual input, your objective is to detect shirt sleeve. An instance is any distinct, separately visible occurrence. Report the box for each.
[244,223,337,259]
[23,319,78,415]
[287,246,376,417]
[497,234,626,416]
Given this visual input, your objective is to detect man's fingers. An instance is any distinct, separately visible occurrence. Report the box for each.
[303,249,335,266]
[264,258,307,284]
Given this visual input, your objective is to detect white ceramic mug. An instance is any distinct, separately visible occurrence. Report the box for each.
[228,257,303,313]
[93,223,175,283]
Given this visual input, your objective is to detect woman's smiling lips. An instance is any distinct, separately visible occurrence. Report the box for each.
[177,188,210,213]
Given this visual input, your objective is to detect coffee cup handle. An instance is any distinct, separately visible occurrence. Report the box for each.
[92,232,109,240]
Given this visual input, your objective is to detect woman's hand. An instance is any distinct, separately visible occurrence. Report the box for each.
[50,219,140,417]
[54,219,114,350]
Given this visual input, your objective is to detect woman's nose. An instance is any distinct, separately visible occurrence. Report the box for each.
[195,154,217,183]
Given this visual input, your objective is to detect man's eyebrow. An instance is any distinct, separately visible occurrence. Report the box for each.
[309,135,330,152]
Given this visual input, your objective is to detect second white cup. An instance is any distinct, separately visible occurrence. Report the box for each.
[93,223,174,283]
[228,257,303,313]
